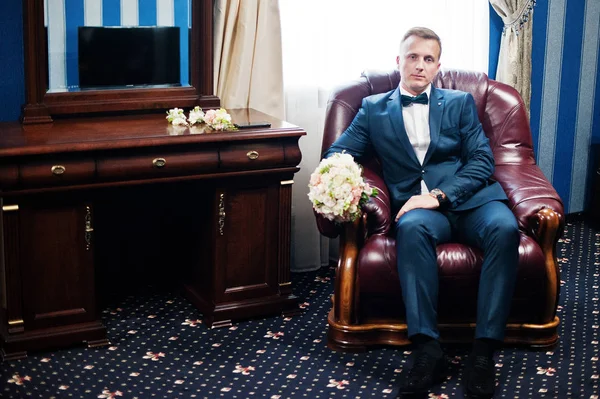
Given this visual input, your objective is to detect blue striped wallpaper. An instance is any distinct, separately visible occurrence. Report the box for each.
[530,0,600,213]
[103,0,121,25]
[595,46,600,150]
[174,0,189,88]
[488,3,503,80]
[553,0,585,207]
[139,0,158,26]
[44,0,189,91]
[65,0,85,88]
[530,0,548,158]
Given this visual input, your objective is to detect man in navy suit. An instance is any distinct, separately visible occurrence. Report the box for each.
[323,27,519,398]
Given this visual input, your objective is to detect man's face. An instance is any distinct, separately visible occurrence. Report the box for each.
[396,36,441,96]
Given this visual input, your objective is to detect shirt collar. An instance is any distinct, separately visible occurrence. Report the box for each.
[399,83,432,99]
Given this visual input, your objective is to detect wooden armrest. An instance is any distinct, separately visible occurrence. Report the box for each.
[530,208,563,322]
[333,218,363,325]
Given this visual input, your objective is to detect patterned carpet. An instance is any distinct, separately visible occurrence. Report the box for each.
[0,219,598,398]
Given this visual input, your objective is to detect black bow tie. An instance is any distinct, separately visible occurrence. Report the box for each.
[401,92,429,106]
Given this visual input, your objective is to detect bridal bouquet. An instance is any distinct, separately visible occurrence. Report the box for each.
[166,106,236,131]
[308,152,378,223]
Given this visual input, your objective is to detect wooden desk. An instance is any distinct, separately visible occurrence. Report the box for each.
[0,109,305,360]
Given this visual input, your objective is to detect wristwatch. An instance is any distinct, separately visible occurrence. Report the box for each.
[429,188,448,206]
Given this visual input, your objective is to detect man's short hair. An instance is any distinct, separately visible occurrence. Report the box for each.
[400,27,442,60]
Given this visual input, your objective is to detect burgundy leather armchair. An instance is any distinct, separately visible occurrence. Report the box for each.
[317,69,564,351]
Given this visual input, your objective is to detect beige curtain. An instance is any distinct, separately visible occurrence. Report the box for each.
[213,0,284,119]
[489,0,535,111]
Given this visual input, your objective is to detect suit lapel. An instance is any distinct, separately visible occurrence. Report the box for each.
[423,86,445,166]
[387,88,420,166]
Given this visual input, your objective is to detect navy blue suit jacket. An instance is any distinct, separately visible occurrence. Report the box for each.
[324,85,507,212]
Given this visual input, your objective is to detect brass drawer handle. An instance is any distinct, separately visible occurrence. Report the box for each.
[246,151,259,160]
[218,193,226,236]
[152,158,166,168]
[85,205,93,251]
[51,165,66,175]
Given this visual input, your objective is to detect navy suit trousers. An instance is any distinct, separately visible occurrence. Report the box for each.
[394,200,520,341]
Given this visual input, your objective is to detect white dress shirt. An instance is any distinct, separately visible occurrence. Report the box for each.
[400,84,432,194]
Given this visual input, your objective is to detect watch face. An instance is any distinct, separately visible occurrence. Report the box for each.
[430,189,446,203]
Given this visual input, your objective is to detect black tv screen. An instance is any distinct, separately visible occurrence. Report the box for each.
[78,26,180,89]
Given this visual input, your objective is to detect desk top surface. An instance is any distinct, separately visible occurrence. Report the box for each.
[0,109,305,157]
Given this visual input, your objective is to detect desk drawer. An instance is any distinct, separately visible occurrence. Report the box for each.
[97,150,219,180]
[19,158,96,187]
[220,143,285,170]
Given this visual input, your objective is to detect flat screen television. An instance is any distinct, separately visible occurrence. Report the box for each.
[78,26,181,89]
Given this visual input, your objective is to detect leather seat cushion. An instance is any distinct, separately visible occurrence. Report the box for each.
[357,233,547,323]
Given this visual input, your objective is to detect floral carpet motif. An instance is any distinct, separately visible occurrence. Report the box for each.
[0,220,598,398]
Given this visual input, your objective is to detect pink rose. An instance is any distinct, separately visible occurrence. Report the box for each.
[204,109,217,124]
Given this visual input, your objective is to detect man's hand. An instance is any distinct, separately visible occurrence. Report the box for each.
[394,194,439,222]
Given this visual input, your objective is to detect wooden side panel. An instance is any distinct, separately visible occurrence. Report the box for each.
[214,183,279,303]
[277,182,293,296]
[1,203,23,333]
[19,200,96,330]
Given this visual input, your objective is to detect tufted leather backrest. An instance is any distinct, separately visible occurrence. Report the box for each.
[321,69,535,165]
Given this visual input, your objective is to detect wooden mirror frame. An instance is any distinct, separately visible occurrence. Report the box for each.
[21,0,219,124]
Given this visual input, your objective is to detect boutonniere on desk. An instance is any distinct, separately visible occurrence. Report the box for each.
[166,106,237,131]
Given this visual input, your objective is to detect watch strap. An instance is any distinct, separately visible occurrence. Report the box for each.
[429,188,448,206]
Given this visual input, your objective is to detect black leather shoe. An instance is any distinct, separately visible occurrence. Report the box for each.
[397,349,447,396]
[463,354,496,398]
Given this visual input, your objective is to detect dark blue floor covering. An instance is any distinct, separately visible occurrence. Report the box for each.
[0,219,598,398]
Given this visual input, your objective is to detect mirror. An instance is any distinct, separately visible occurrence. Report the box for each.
[22,0,218,124]
[45,0,192,93]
